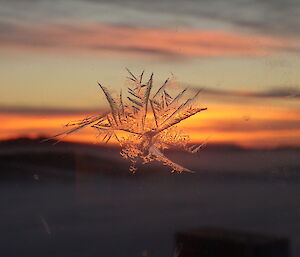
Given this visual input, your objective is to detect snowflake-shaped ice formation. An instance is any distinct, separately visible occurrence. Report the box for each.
[48,69,207,173]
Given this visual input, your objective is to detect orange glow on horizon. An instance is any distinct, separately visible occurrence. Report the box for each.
[1,103,300,149]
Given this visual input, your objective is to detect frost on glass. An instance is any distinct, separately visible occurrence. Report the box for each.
[48,70,207,173]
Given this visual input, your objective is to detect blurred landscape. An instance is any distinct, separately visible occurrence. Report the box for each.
[1,138,299,257]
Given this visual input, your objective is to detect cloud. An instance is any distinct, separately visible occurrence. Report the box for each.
[0,0,299,38]
[68,0,300,36]
[1,87,299,118]
[200,119,300,132]
[200,86,300,99]
[0,105,99,115]
[0,21,298,58]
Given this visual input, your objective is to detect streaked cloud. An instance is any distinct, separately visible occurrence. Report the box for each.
[0,86,299,117]
[0,0,299,37]
[197,86,300,99]
[0,0,299,58]
[0,106,99,115]
[0,21,298,58]
[189,119,300,132]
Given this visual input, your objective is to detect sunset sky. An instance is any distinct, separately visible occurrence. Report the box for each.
[0,0,299,148]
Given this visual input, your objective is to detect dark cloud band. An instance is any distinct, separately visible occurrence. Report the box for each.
[200,87,300,99]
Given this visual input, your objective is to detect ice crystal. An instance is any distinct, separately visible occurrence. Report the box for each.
[48,70,207,173]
